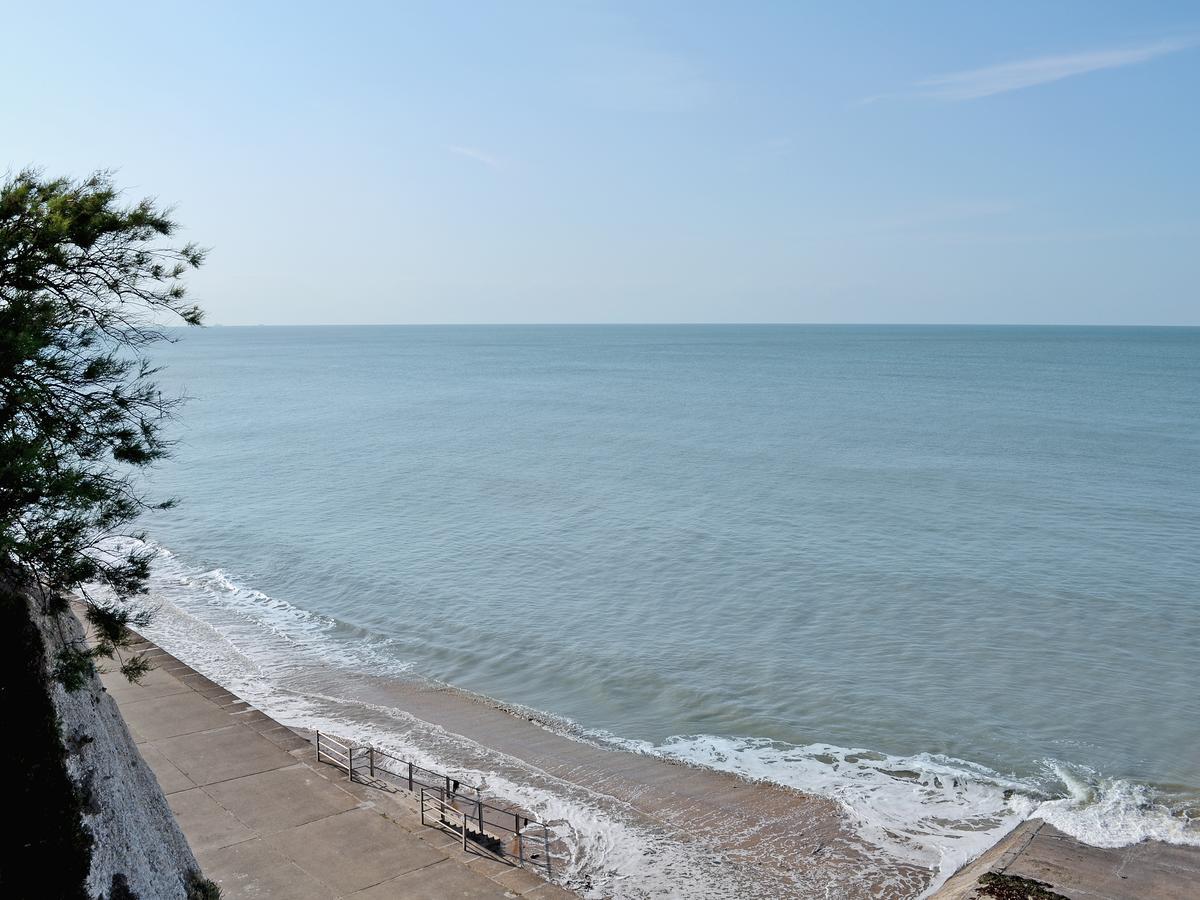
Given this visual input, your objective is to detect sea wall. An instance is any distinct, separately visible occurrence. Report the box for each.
[30,593,203,899]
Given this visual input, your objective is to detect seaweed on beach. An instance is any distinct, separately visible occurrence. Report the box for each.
[977,871,1071,899]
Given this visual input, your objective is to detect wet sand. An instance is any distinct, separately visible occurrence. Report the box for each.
[286,666,933,898]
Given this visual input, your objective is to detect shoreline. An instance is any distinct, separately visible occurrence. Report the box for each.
[108,540,1034,892]
[126,598,935,897]
[96,616,577,899]
[90,543,1200,897]
[107,604,1200,898]
[116,530,1200,872]
[283,667,932,897]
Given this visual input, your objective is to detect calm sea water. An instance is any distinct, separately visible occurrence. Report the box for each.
[128,325,1198,890]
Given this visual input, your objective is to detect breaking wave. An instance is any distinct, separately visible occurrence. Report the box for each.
[87,537,1199,898]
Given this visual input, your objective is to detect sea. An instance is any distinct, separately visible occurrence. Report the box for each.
[102,325,1199,897]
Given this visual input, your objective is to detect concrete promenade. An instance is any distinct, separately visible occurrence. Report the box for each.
[99,633,576,900]
[932,818,1200,900]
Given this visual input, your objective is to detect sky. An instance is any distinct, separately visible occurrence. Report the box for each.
[3,1,1198,325]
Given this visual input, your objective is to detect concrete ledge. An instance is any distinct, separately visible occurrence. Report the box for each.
[932,820,1200,900]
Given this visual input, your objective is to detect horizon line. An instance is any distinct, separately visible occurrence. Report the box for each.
[194,321,1200,329]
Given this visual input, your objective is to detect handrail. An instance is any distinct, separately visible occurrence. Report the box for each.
[315,730,350,753]
[314,731,351,774]
[314,731,557,877]
[420,788,471,851]
[368,745,482,800]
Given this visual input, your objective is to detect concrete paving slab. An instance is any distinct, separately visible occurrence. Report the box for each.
[119,690,235,741]
[465,854,520,878]
[100,665,191,701]
[319,772,390,808]
[266,807,448,895]
[490,864,553,895]
[131,647,171,661]
[344,858,515,899]
[166,788,256,852]
[523,884,579,900]
[228,706,277,728]
[411,823,461,851]
[155,724,294,786]
[125,718,148,744]
[203,764,362,834]
[137,744,196,795]
[197,837,337,900]
[178,672,225,693]
[260,724,313,752]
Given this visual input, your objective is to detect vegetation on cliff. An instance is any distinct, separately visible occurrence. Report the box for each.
[0,170,212,897]
[1,168,204,673]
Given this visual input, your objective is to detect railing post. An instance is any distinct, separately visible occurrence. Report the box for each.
[477,797,484,835]
[369,746,374,779]
[419,788,426,827]
[516,815,524,865]
[543,827,551,877]
[445,774,451,798]
[348,746,354,781]
[462,808,468,851]
[408,761,414,791]
[315,730,321,761]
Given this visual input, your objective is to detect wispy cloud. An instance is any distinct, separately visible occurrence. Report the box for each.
[447,145,503,170]
[866,36,1196,103]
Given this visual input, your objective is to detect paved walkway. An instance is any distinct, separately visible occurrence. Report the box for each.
[100,635,576,900]
[932,818,1200,900]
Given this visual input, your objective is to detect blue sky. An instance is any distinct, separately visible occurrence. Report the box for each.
[4,2,1198,324]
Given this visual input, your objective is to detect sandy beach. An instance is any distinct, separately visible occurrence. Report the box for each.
[93,611,1200,899]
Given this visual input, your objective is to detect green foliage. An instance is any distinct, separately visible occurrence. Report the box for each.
[185,870,222,900]
[44,604,155,691]
[52,645,97,692]
[0,169,205,683]
[119,653,154,683]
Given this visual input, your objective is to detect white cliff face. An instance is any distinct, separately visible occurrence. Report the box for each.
[34,599,199,900]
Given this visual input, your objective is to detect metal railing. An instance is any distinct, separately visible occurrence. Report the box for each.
[421,787,471,850]
[313,731,557,877]
[418,787,554,876]
[314,731,353,775]
[368,744,482,802]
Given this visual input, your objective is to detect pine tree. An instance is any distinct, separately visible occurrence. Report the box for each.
[0,169,205,683]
